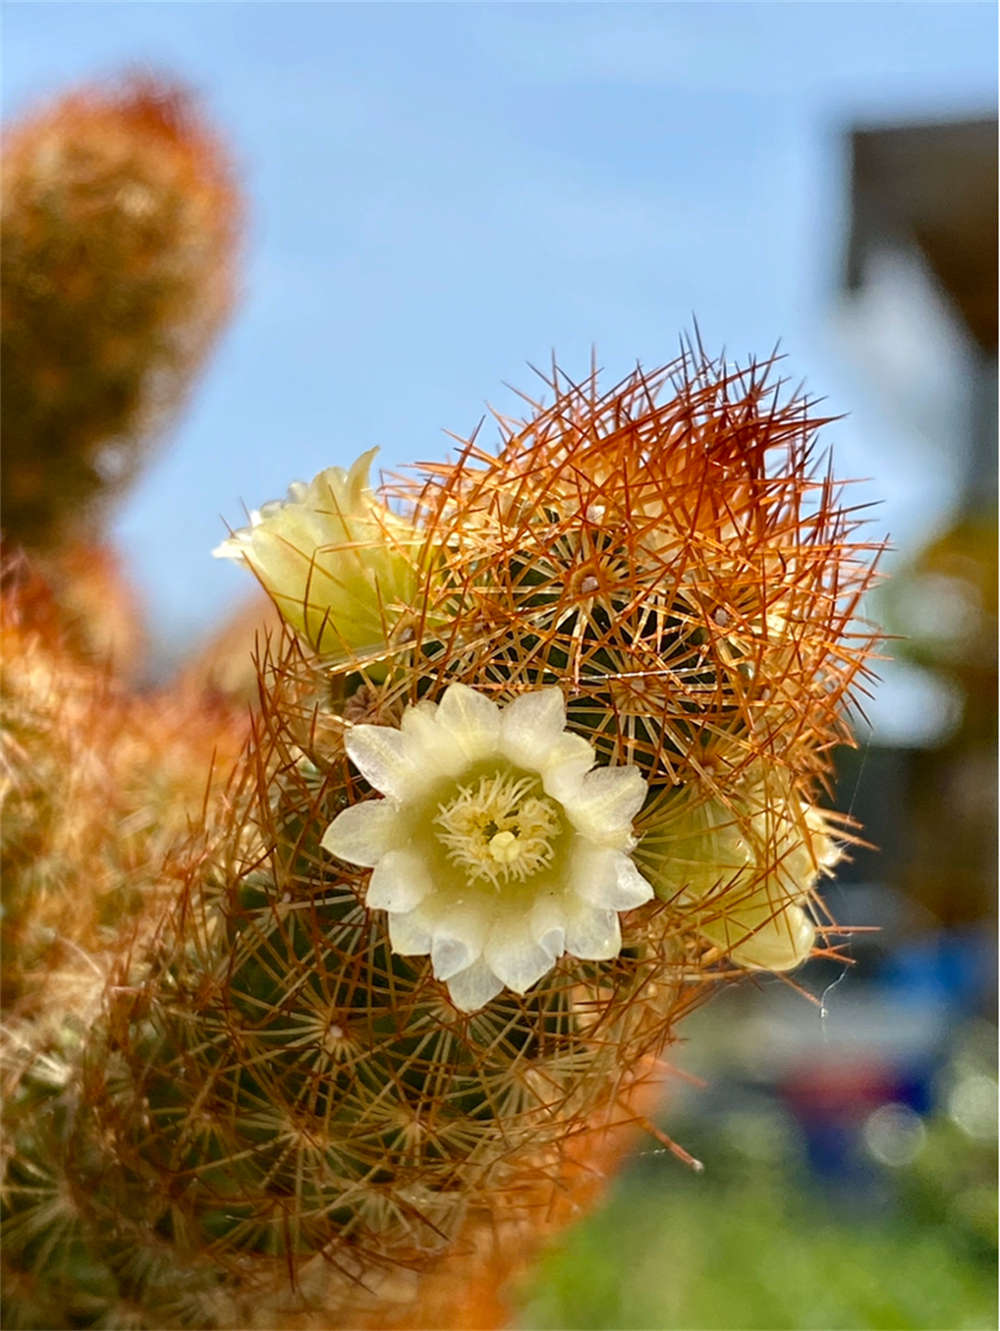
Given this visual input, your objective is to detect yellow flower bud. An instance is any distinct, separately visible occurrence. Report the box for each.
[636,771,839,971]
[214,449,423,673]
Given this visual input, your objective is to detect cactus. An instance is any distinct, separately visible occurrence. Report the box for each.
[1,548,249,1329]
[1,75,240,551]
[3,346,880,1328]
[179,591,282,705]
[0,70,247,1030]
[0,548,246,1020]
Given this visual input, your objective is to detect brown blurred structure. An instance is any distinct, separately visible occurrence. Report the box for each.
[845,117,998,512]
[840,115,997,933]
[847,118,998,355]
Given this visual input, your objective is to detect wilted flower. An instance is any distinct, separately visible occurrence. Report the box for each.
[214,449,422,667]
[321,682,654,1010]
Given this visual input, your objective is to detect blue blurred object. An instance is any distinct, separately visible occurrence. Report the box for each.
[880,926,996,1012]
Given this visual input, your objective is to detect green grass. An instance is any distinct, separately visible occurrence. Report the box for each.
[514,1118,997,1331]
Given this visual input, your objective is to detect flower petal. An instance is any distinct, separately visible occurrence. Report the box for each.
[428,902,490,981]
[445,959,505,1012]
[346,724,421,801]
[400,700,468,778]
[572,846,655,911]
[212,531,251,562]
[612,853,656,908]
[726,904,816,972]
[366,849,433,912]
[433,683,501,761]
[499,688,567,769]
[321,799,400,867]
[529,892,568,960]
[563,899,622,961]
[387,902,437,955]
[399,699,439,741]
[539,733,598,803]
[484,915,558,995]
[564,765,647,848]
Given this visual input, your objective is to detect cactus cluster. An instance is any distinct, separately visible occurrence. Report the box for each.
[4,344,879,1328]
[1,70,246,1050]
[1,69,882,1331]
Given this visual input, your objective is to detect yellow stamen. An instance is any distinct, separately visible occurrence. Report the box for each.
[434,770,560,888]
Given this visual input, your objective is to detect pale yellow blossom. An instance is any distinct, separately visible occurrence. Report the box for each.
[322,683,654,1011]
[214,449,421,668]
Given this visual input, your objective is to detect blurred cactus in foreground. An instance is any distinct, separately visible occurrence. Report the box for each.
[179,589,282,704]
[1,546,249,1328]
[3,345,881,1328]
[1,74,240,551]
[0,548,246,1019]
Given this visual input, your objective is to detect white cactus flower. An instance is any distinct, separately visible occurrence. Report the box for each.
[322,683,654,1011]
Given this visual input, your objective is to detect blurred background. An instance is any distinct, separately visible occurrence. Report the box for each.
[3,3,996,1327]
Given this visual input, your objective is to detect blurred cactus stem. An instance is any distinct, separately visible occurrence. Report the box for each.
[0,549,247,1022]
[1,75,241,550]
[2,346,881,1329]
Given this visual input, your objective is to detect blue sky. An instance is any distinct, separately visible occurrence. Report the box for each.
[4,2,996,676]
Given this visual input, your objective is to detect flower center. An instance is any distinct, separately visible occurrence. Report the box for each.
[433,770,561,888]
